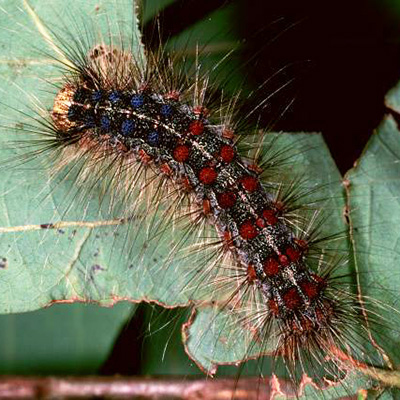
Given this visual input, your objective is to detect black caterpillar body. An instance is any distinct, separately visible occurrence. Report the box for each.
[51,44,337,360]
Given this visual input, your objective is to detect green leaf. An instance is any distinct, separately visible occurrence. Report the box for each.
[346,115,400,367]
[385,80,400,114]
[0,302,133,374]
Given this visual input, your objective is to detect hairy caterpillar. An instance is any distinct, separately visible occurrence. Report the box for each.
[1,0,400,398]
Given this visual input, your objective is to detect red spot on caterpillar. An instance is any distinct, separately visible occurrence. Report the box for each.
[239,221,258,240]
[138,149,152,164]
[311,273,327,288]
[189,120,204,135]
[217,191,236,209]
[160,163,172,176]
[300,280,320,300]
[116,141,128,153]
[173,145,190,162]
[181,177,192,192]
[286,246,302,262]
[283,288,302,310]
[248,163,263,174]
[247,264,257,283]
[256,217,266,229]
[164,90,180,101]
[268,299,279,316]
[262,209,278,225]
[223,230,233,248]
[203,199,211,215]
[219,145,235,163]
[294,238,309,252]
[278,254,289,266]
[263,257,280,277]
[193,106,209,117]
[222,128,234,139]
[239,176,259,192]
[199,167,217,185]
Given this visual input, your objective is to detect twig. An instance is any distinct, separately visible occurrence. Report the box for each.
[0,376,274,399]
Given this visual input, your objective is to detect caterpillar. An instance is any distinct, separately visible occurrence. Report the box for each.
[1,0,400,398]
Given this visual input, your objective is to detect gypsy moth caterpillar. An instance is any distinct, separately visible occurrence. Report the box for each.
[1,0,400,399]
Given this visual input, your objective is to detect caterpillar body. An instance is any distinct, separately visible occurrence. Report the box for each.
[1,0,399,398]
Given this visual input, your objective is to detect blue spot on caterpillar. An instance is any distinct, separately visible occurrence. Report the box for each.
[147,131,159,146]
[100,115,111,131]
[92,90,103,102]
[109,91,121,104]
[131,94,144,108]
[160,104,173,116]
[0,0,399,398]
[121,119,136,136]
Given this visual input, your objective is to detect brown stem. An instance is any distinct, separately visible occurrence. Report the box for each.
[0,376,275,400]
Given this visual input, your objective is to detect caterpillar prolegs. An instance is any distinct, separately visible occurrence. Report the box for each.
[0,0,400,398]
